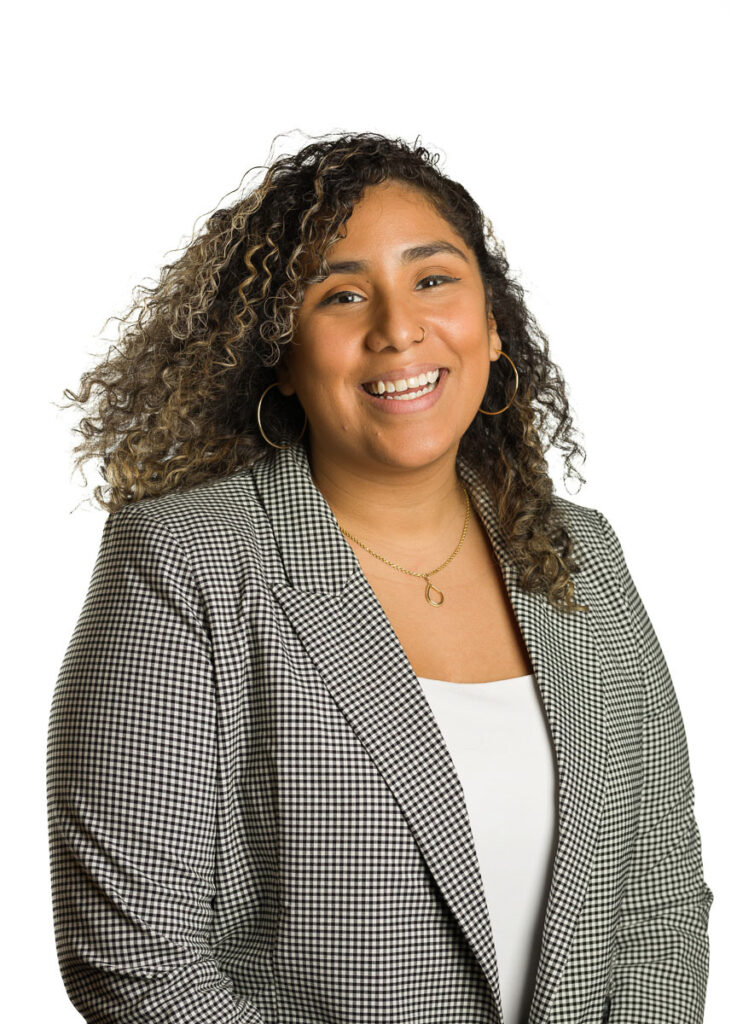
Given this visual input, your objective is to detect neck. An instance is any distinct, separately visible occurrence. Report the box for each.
[307,442,468,560]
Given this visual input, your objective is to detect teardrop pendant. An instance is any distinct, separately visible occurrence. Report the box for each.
[424,577,445,607]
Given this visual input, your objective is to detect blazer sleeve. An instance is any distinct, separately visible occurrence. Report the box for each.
[46,507,264,1024]
[594,510,714,1024]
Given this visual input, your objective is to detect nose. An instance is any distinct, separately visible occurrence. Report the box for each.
[364,293,425,353]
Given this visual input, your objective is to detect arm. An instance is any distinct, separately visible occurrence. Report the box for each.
[46,507,264,1024]
[595,510,714,1024]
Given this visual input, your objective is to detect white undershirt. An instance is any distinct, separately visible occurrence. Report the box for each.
[416,672,558,1024]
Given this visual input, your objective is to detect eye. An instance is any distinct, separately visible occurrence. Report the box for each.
[417,274,458,290]
[320,290,366,306]
[319,275,458,306]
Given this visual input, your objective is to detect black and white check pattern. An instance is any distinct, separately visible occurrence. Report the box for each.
[46,439,713,1023]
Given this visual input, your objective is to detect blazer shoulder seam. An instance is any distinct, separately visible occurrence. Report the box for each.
[106,501,208,625]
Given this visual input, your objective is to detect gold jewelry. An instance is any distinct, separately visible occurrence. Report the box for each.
[479,350,519,414]
[257,382,308,450]
[336,486,471,607]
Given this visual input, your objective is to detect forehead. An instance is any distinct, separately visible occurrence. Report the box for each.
[299,181,472,285]
[314,182,471,274]
[338,180,453,238]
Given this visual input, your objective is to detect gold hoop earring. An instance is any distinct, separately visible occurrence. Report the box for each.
[478,350,519,415]
[257,382,308,450]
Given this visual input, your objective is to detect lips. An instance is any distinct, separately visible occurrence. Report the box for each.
[361,368,440,396]
[360,364,446,387]
[358,366,449,414]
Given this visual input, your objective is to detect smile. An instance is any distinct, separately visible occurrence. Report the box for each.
[363,368,441,397]
[358,368,448,414]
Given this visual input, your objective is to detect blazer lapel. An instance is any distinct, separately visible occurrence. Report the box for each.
[250,441,606,1024]
[457,457,607,1023]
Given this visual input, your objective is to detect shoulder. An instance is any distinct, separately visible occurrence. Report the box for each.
[113,465,257,524]
[552,493,608,550]
[550,494,630,582]
[104,466,264,568]
[548,495,647,632]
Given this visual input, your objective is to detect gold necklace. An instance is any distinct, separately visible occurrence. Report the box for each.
[336,486,471,607]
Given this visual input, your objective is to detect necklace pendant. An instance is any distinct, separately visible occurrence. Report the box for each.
[424,578,445,607]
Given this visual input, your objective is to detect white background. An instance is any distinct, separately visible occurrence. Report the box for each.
[3,0,728,1019]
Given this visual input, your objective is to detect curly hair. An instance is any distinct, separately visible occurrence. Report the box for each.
[59,129,588,612]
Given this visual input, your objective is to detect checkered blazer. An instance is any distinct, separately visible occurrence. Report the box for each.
[46,439,713,1024]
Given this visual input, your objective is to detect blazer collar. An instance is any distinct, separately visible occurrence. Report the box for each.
[250,440,606,1024]
[249,437,516,594]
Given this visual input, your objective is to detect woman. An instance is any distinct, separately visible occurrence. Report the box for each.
[47,132,713,1024]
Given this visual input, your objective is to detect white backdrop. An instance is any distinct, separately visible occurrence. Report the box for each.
[3,1,727,1019]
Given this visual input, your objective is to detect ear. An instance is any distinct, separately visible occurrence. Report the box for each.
[276,355,296,397]
[487,310,503,361]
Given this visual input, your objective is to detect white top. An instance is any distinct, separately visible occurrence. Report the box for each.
[416,672,558,1024]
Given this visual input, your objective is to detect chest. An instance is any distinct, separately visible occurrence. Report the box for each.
[347,521,535,685]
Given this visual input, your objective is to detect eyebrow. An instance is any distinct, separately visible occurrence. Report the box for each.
[318,240,469,278]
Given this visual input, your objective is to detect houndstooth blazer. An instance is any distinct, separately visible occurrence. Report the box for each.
[46,438,713,1024]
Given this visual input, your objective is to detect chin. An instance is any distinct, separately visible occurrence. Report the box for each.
[363,434,458,469]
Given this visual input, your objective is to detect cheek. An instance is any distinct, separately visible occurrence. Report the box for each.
[443,303,489,347]
[298,348,358,398]
[286,346,332,396]
[458,323,491,370]
[299,372,355,423]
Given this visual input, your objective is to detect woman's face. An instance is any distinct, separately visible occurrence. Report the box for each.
[277,179,502,475]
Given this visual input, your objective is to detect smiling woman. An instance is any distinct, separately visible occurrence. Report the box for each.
[48,131,713,1024]
[57,133,587,613]
[276,180,498,481]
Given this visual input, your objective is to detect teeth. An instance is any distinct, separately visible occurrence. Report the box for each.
[369,380,438,401]
[364,369,440,395]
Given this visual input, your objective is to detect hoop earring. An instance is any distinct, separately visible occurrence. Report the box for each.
[478,350,519,415]
[257,382,308,450]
